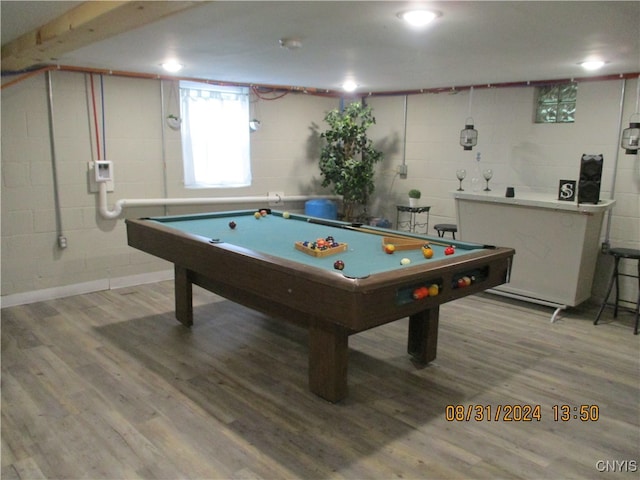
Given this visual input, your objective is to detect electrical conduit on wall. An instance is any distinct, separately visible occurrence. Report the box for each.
[46,70,67,249]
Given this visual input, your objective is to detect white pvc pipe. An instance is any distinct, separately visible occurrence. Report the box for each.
[98,183,340,219]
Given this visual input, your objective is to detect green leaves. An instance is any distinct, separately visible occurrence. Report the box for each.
[318,102,383,220]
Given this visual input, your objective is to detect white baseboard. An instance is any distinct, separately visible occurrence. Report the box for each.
[110,270,173,289]
[0,270,174,308]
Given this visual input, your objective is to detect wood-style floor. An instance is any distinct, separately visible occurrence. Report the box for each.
[2,281,638,480]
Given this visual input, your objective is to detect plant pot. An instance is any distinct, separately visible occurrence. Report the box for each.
[409,197,419,207]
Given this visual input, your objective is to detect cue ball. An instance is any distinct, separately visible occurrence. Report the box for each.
[229,221,236,229]
[283,211,290,219]
[334,260,345,270]
[400,258,411,265]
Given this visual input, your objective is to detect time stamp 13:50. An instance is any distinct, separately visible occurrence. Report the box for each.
[445,404,600,422]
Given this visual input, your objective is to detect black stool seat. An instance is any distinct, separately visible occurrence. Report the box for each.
[608,248,640,260]
[594,247,640,335]
[434,224,457,239]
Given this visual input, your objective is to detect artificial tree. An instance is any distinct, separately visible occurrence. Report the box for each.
[318,101,383,221]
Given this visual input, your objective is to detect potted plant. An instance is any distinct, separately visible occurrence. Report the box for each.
[408,189,421,207]
[318,102,384,221]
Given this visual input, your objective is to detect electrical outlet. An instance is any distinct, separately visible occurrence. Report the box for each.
[397,164,408,178]
[88,161,114,193]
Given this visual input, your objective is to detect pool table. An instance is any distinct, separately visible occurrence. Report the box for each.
[126,210,514,402]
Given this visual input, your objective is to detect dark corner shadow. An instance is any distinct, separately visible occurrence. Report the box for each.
[94,299,500,478]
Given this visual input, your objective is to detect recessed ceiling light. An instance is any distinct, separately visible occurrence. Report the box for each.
[580,60,605,71]
[398,9,440,27]
[161,60,183,73]
[342,80,358,92]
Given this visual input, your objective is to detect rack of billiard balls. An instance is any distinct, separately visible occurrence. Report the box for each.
[294,236,348,258]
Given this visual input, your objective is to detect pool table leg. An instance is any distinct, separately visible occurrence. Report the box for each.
[174,265,194,327]
[407,307,439,364]
[308,320,349,403]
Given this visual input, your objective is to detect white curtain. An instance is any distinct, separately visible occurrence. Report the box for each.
[180,81,251,187]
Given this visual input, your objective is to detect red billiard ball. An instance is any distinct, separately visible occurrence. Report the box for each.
[334,260,345,270]
[444,245,455,255]
[413,286,429,300]
[229,221,237,229]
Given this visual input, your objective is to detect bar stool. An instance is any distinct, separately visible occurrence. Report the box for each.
[594,247,640,335]
[434,224,457,239]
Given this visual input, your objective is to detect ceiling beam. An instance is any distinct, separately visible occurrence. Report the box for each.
[1,1,202,72]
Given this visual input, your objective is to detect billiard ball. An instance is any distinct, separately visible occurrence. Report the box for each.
[457,278,466,288]
[334,260,345,270]
[428,284,439,296]
[422,245,434,259]
[384,244,396,254]
[228,221,237,229]
[254,212,261,219]
[462,276,472,286]
[260,209,268,216]
[283,211,290,219]
[400,258,411,265]
[444,245,455,255]
[412,286,429,300]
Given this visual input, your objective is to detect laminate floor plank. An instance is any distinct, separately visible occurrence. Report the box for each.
[2,282,638,479]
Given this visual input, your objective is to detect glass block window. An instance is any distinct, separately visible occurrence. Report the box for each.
[535,83,577,123]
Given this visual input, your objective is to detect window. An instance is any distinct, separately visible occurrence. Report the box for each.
[535,83,577,123]
[180,81,251,187]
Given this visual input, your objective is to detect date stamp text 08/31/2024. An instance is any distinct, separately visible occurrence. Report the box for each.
[444,404,600,422]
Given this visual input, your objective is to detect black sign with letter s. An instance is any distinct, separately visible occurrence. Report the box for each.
[558,180,576,201]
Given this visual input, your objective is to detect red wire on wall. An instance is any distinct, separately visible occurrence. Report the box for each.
[89,73,101,160]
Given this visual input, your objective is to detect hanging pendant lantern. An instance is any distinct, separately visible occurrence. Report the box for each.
[460,117,478,150]
[621,78,640,154]
[621,119,640,154]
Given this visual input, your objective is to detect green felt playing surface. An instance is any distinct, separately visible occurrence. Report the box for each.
[150,210,485,279]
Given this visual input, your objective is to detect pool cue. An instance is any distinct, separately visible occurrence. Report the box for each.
[306,217,453,247]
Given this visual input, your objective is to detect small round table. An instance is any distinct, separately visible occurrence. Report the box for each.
[396,205,430,234]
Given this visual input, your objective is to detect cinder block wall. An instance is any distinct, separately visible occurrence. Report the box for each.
[2,72,638,309]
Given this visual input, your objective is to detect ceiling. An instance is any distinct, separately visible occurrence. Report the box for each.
[2,1,639,94]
